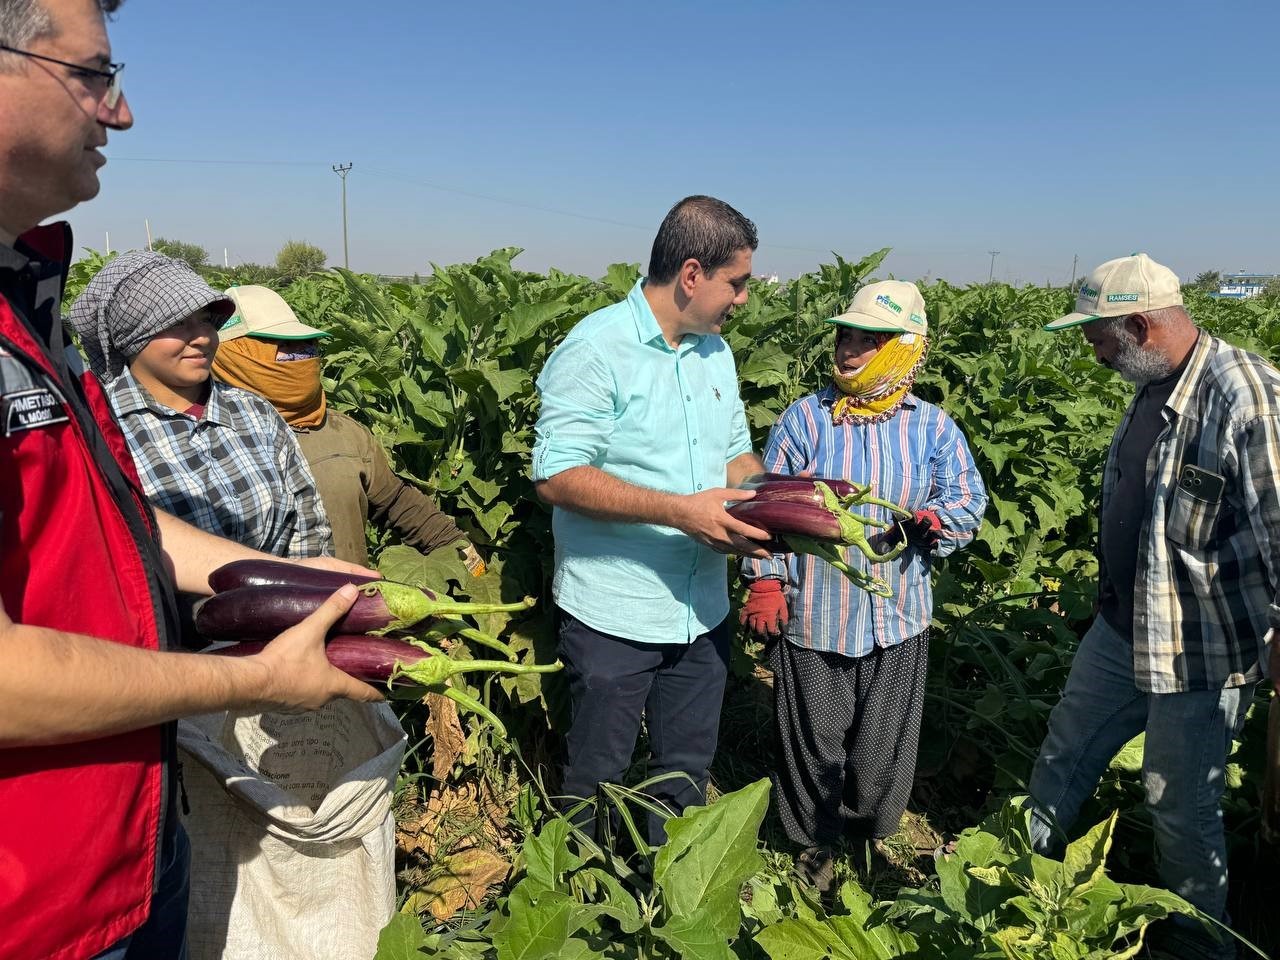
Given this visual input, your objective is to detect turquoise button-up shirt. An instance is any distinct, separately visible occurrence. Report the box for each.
[532,279,753,644]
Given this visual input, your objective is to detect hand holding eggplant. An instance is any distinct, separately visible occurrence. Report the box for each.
[237,584,385,712]
[671,487,773,558]
[728,475,913,597]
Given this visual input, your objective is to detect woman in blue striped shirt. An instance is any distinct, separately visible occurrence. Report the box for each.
[741,280,987,891]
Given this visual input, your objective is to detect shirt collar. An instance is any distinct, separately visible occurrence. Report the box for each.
[627,278,702,353]
[818,382,919,411]
[109,367,235,427]
[1162,330,1212,425]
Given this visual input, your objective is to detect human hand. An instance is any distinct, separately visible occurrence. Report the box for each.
[292,555,381,580]
[740,579,789,636]
[886,509,943,550]
[248,584,384,711]
[674,487,772,558]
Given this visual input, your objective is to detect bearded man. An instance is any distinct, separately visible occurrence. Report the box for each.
[1030,253,1280,960]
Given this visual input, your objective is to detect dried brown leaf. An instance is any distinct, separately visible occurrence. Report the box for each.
[413,848,510,921]
[426,691,466,781]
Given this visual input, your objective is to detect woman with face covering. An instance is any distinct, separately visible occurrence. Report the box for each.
[70,255,404,960]
[68,251,333,560]
[211,285,482,572]
[739,281,988,891]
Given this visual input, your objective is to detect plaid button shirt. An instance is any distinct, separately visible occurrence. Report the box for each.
[107,370,333,558]
[1107,332,1280,693]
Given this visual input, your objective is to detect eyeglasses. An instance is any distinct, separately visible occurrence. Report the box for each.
[0,43,125,109]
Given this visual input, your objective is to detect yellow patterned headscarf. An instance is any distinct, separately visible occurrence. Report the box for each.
[830,332,928,425]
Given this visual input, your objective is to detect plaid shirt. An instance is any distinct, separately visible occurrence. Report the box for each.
[1103,332,1280,693]
[107,370,333,558]
[744,386,986,657]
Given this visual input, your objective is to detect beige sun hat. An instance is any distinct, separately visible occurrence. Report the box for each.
[1046,253,1183,331]
[825,280,927,336]
[217,285,329,341]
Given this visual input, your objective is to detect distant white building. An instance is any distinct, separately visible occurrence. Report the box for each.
[1215,272,1275,299]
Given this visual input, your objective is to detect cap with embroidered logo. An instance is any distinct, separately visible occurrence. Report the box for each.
[217,285,330,341]
[1046,253,1183,331]
[825,280,928,336]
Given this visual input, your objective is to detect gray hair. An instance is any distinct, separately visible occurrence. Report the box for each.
[1094,304,1189,335]
[0,0,124,70]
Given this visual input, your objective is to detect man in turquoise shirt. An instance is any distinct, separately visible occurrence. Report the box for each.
[533,195,770,844]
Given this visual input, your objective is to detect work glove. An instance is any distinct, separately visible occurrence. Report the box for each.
[740,579,789,636]
[887,509,943,551]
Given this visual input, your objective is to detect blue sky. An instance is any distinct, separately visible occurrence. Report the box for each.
[70,0,1279,284]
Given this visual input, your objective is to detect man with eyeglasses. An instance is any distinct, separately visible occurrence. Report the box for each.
[0,3,384,959]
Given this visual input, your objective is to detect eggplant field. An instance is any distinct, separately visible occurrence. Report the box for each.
[69,249,1280,958]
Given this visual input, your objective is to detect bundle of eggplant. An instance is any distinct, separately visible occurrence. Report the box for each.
[196,559,560,736]
[729,473,913,598]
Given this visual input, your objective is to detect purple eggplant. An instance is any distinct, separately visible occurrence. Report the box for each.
[194,582,536,641]
[211,634,436,685]
[208,558,380,594]
[208,636,562,736]
[728,498,848,541]
[737,473,863,501]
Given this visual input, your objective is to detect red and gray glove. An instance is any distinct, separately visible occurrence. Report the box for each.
[740,579,789,636]
[888,509,943,550]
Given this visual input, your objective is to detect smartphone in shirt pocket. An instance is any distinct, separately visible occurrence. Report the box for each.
[1165,464,1227,547]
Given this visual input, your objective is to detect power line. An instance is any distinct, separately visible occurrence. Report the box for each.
[105,155,835,258]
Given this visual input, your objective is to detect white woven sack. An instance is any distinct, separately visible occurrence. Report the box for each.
[177,700,407,960]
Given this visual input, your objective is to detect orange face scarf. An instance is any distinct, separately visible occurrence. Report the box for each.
[212,336,326,429]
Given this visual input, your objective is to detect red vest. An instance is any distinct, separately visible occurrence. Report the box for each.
[0,225,177,960]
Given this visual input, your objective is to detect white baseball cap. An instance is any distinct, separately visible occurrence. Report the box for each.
[826,280,928,336]
[1046,253,1183,331]
[218,285,329,341]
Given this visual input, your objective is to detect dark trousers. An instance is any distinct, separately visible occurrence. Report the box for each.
[770,632,929,846]
[556,607,731,846]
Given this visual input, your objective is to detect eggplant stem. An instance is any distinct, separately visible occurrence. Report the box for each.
[441,685,508,739]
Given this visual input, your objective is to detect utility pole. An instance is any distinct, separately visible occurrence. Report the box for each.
[987,250,1000,283]
[332,163,353,269]
[1069,253,1078,289]
[105,231,110,254]
[144,218,152,251]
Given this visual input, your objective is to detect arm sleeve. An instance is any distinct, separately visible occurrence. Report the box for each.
[741,404,812,584]
[362,429,466,556]
[277,418,334,559]
[927,414,988,560]
[532,338,617,482]
[1233,414,1280,631]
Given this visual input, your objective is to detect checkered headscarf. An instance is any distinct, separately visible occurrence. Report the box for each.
[68,251,234,383]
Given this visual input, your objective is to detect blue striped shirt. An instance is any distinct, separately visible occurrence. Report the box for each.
[744,386,986,657]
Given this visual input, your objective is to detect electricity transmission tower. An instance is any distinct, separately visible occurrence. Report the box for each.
[332,163,353,269]
[987,250,1000,283]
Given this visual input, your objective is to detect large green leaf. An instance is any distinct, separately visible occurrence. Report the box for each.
[754,913,911,960]
[378,544,469,592]
[373,913,428,960]
[522,818,584,892]
[579,867,642,934]
[1062,810,1116,892]
[493,884,576,960]
[504,301,571,345]
[652,778,769,942]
